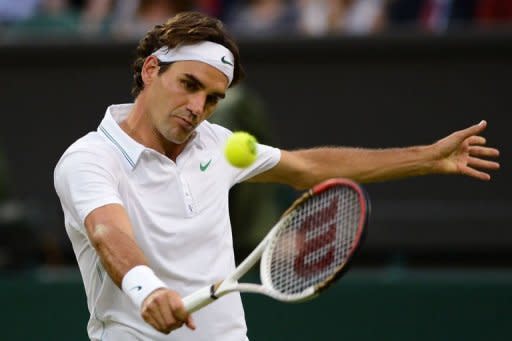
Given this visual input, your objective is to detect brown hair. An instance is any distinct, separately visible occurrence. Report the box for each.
[131,11,244,97]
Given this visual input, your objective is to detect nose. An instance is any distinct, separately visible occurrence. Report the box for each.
[186,93,206,118]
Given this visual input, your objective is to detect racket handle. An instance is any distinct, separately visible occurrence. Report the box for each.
[182,285,216,314]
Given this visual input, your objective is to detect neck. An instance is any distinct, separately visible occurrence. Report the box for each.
[120,97,186,161]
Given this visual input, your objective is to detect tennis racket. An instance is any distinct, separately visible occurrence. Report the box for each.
[183,178,370,313]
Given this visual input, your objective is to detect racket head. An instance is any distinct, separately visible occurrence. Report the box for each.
[260,178,369,302]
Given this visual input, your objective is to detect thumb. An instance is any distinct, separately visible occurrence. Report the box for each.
[174,305,196,330]
[459,120,486,139]
[185,315,196,330]
[173,304,189,322]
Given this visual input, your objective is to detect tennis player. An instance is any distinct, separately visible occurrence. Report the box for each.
[54,11,500,341]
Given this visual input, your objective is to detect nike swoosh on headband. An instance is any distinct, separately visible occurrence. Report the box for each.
[221,56,233,66]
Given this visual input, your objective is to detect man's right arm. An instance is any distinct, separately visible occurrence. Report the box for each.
[84,202,196,333]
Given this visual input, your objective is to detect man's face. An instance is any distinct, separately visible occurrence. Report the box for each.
[145,59,228,144]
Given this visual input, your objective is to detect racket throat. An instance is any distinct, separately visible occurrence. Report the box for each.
[210,281,223,299]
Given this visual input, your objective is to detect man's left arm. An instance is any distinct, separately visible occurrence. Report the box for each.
[251,120,500,189]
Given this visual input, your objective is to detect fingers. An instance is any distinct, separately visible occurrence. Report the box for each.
[141,301,167,332]
[460,154,500,181]
[142,311,161,333]
[467,142,501,174]
[141,289,194,334]
[467,135,486,146]
[463,125,500,177]
[438,120,500,181]
[159,294,184,331]
[168,296,195,330]
[467,156,500,171]
[469,145,500,158]
[459,164,491,181]
[141,289,168,332]
[172,302,196,330]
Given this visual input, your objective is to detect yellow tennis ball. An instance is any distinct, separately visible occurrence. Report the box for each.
[224,132,258,168]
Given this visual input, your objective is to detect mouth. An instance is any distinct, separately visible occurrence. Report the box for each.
[174,116,195,130]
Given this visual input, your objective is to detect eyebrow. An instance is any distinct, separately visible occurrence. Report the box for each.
[183,73,226,99]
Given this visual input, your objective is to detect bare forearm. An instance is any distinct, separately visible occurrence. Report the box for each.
[83,206,187,333]
[300,145,437,184]
[255,120,499,189]
[90,224,148,287]
[85,204,150,287]
[256,145,439,190]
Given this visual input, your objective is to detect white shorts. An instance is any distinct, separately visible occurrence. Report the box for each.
[93,323,142,341]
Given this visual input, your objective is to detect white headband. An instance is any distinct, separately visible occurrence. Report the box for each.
[151,41,235,86]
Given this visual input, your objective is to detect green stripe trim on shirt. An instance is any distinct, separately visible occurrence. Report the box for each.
[99,125,135,167]
[96,264,104,283]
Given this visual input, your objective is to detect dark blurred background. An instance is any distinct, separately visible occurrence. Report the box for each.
[0,0,511,340]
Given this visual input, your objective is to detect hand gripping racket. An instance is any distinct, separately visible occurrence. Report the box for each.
[183,178,370,313]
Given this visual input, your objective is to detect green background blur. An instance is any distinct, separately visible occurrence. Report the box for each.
[2,269,511,341]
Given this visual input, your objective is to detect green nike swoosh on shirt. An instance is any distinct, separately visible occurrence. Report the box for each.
[200,159,212,171]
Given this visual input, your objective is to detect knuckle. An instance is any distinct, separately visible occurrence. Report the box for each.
[153,295,164,305]
[144,296,157,308]
[170,297,184,310]
[145,303,157,313]
[141,308,154,320]
[153,322,163,332]
[170,322,183,332]
[162,323,179,334]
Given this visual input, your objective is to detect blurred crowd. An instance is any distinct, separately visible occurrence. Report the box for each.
[0,0,511,271]
[0,0,511,41]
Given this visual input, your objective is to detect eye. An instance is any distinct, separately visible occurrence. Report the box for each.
[206,95,220,106]
[181,79,198,92]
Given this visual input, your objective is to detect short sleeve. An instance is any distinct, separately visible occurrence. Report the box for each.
[232,142,281,184]
[54,148,123,229]
[207,123,281,185]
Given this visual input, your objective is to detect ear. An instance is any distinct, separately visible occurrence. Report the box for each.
[141,55,160,87]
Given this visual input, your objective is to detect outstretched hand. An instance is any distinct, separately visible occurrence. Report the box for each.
[433,120,500,180]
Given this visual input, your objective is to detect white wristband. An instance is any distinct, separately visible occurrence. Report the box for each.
[122,265,167,310]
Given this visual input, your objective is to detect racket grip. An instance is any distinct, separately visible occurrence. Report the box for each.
[182,285,216,314]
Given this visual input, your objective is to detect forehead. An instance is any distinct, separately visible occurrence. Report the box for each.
[166,60,229,90]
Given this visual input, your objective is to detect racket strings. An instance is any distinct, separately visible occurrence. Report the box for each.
[265,187,362,295]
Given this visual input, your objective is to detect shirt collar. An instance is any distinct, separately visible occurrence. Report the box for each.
[98,103,204,168]
[98,104,146,169]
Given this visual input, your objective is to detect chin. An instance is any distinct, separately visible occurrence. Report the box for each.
[165,131,190,145]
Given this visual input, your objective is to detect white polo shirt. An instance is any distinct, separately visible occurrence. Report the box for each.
[54,104,281,341]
